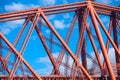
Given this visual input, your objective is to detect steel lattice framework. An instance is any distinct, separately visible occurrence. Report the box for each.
[0,1,120,80]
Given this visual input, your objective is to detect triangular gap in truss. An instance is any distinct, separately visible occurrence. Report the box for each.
[16,62,32,75]
[84,22,101,73]
[86,10,118,74]
[93,6,120,56]
[93,8,120,76]
[86,14,103,70]
[40,11,93,80]
[85,24,102,76]
[0,18,31,76]
[95,10,120,54]
[0,32,42,80]
[1,15,58,76]
[19,21,59,75]
[37,12,80,75]
[5,14,62,75]
[61,14,78,76]
[72,9,100,78]
[7,13,40,80]
[14,19,32,52]
[0,37,14,75]
[88,3,117,79]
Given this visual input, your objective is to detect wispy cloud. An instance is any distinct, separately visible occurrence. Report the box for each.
[37,52,59,74]
[37,52,73,75]
[38,52,59,63]
[45,29,50,34]
[62,0,68,4]
[54,20,69,29]
[1,28,11,34]
[37,47,116,75]
[99,48,115,64]
[47,15,56,20]
[0,20,24,34]
[96,0,113,4]
[39,0,56,6]
[5,3,39,11]
[1,3,39,35]
[31,35,37,40]
[63,13,71,19]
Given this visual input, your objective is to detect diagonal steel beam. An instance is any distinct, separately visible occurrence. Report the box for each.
[51,14,77,74]
[94,6,120,57]
[0,33,42,80]
[8,13,40,80]
[5,18,30,62]
[86,24,104,76]
[88,1,116,80]
[35,24,61,75]
[0,56,10,74]
[40,10,93,80]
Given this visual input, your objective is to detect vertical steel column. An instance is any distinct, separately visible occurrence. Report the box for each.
[0,33,42,80]
[71,7,88,79]
[40,11,93,80]
[112,12,120,76]
[88,1,116,80]
[78,7,88,70]
[81,40,87,70]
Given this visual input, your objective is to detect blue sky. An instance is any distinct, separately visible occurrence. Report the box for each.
[0,0,120,75]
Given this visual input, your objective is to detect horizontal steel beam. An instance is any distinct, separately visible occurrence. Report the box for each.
[0,75,120,80]
[0,1,120,22]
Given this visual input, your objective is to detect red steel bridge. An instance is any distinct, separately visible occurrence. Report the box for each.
[0,0,120,80]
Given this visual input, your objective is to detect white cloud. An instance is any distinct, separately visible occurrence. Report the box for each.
[94,48,115,65]
[0,20,24,34]
[62,0,68,3]
[31,35,37,40]
[63,13,70,19]
[39,0,56,6]
[96,0,113,4]
[45,29,50,34]
[37,47,117,75]
[37,52,59,74]
[9,20,24,29]
[54,20,69,29]
[36,66,53,75]
[101,17,110,27]
[37,52,73,75]
[0,28,11,34]
[5,3,39,11]
[88,48,116,74]
[1,3,39,35]
[38,52,59,63]
[47,15,55,20]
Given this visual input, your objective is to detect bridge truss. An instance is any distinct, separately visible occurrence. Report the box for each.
[0,1,120,80]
